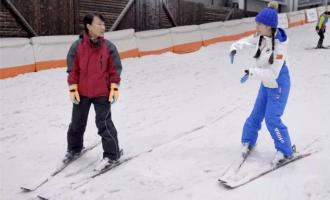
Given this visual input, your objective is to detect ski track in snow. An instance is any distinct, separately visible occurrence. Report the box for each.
[1,23,330,200]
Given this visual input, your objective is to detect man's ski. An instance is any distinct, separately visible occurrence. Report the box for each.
[20,141,101,192]
[305,45,330,50]
[219,152,311,189]
[218,147,252,183]
[36,154,143,200]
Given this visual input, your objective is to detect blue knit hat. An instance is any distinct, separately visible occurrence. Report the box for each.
[255,7,278,28]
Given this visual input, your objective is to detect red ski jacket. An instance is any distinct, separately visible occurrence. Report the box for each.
[67,32,122,98]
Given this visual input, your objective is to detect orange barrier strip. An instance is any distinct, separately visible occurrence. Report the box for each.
[33,49,140,72]
[173,41,203,54]
[119,49,139,59]
[203,33,247,46]
[36,60,66,71]
[245,30,256,36]
[288,20,305,28]
[31,49,140,73]
[139,47,173,56]
[0,64,36,79]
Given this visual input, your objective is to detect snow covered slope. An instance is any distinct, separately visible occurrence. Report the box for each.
[1,22,329,200]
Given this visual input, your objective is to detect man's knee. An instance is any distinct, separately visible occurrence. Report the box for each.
[69,123,87,134]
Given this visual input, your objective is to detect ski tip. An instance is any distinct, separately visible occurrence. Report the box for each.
[223,184,235,189]
[37,195,49,200]
[218,178,237,189]
[20,187,34,192]
[218,178,227,184]
[218,181,235,189]
[218,177,228,183]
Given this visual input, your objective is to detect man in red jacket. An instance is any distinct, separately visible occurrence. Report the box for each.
[65,13,123,171]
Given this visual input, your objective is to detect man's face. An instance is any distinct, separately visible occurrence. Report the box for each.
[87,16,105,38]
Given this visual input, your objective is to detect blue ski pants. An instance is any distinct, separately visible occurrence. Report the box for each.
[241,64,293,156]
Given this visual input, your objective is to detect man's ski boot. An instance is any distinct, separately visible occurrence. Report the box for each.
[94,149,124,171]
[62,149,83,164]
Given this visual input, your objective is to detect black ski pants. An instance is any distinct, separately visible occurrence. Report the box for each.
[317,29,325,47]
[67,96,120,160]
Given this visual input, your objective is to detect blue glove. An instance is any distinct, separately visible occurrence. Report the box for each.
[240,70,249,83]
[229,50,236,64]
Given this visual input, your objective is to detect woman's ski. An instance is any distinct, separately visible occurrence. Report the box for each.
[219,152,312,189]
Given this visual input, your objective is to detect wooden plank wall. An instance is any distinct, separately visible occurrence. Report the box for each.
[122,0,205,31]
[38,0,75,35]
[0,0,33,37]
[0,0,244,37]
[0,0,75,37]
[78,0,129,33]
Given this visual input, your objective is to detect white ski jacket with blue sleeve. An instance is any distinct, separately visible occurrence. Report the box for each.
[230,28,288,88]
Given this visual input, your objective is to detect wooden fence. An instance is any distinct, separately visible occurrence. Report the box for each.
[0,0,244,37]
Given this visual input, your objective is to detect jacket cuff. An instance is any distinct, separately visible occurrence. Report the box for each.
[67,76,77,85]
[109,77,121,85]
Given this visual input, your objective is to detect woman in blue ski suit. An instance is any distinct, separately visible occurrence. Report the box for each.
[229,7,293,164]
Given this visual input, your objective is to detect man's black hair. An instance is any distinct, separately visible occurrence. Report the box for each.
[83,13,105,33]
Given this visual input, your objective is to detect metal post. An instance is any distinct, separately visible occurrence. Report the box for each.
[110,0,135,31]
[162,0,178,27]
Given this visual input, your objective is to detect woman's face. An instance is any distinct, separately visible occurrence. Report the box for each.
[87,16,105,38]
[256,22,272,37]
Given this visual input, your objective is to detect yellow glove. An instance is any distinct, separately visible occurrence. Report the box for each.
[109,83,119,104]
[69,84,80,104]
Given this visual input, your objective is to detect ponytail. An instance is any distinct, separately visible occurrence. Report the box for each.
[268,28,276,64]
[254,36,263,59]
[254,28,277,64]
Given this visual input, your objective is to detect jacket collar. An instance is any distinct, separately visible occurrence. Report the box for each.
[82,32,104,48]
